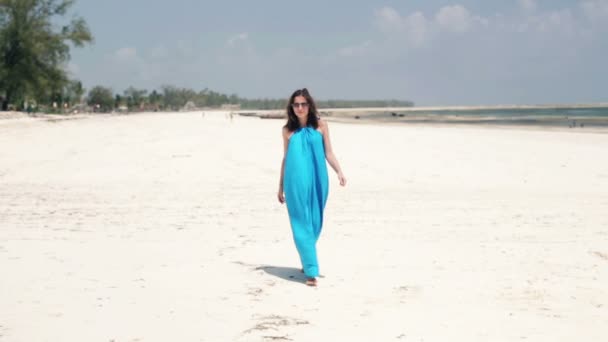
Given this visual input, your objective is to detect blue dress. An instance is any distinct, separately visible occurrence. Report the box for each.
[284,126,329,278]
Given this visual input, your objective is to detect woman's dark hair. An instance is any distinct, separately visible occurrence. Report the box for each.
[284,88,319,132]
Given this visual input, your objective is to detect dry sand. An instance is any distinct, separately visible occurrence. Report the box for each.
[1,111,607,341]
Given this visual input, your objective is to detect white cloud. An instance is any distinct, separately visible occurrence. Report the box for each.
[435,5,474,33]
[374,5,486,47]
[374,7,431,46]
[523,9,577,36]
[542,9,575,32]
[404,12,431,46]
[581,0,608,23]
[226,32,249,47]
[519,0,537,13]
[149,45,169,59]
[373,4,585,40]
[338,40,372,57]
[112,47,137,63]
[374,7,405,33]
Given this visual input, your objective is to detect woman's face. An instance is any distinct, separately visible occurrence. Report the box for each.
[292,95,309,120]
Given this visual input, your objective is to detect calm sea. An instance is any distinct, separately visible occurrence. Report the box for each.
[348,106,608,127]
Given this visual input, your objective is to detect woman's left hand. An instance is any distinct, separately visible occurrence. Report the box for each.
[338,173,347,186]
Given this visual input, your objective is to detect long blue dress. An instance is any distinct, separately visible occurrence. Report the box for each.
[284,126,329,278]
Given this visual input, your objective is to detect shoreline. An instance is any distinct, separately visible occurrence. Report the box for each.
[243,109,608,133]
[3,109,608,134]
[323,117,608,134]
[320,103,608,112]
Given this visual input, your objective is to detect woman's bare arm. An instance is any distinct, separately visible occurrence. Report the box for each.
[319,120,346,186]
[278,127,290,203]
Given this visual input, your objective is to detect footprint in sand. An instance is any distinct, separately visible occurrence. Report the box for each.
[590,251,608,261]
[394,285,423,303]
[239,315,309,341]
[247,287,264,301]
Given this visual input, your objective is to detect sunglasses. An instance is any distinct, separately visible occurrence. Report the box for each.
[292,102,309,108]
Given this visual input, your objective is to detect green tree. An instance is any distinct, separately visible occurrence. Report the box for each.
[148,89,162,110]
[0,0,93,110]
[123,86,148,111]
[161,85,192,110]
[64,79,84,105]
[86,85,113,112]
[114,94,122,109]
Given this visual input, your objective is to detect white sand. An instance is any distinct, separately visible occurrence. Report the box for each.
[1,111,607,341]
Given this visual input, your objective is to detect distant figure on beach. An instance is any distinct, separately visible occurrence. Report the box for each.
[223,111,235,122]
[277,88,346,287]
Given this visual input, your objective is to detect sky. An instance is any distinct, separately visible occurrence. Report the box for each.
[67,0,608,106]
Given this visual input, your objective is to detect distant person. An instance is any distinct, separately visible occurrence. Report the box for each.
[277,88,346,287]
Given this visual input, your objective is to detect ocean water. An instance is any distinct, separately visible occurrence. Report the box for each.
[411,106,608,117]
[347,106,608,127]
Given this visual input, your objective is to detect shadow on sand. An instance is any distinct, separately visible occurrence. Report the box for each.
[256,265,307,285]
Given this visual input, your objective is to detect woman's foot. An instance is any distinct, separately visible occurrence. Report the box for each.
[305,278,317,287]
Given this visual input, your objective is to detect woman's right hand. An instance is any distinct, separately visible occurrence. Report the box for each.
[277,189,285,204]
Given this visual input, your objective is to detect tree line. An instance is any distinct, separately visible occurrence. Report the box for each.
[0,0,413,113]
[86,85,414,113]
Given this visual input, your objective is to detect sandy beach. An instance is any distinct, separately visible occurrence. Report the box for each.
[1,111,607,341]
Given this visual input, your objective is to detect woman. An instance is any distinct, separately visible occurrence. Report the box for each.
[277,88,346,287]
